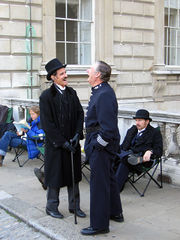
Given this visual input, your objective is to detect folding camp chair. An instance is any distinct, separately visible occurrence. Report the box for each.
[12,134,45,168]
[81,151,90,183]
[127,157,163,197]
[12,137,28,167]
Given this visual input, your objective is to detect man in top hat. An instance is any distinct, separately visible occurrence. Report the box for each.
[115,109,163,193]
[39,58,86,219]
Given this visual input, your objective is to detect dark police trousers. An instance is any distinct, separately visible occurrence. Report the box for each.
[89,148,122,229]
[46,183,80,211]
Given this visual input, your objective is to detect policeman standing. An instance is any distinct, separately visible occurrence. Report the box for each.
[81,61,124,236]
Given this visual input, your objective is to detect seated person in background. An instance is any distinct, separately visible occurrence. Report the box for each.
[115,109,163,192]
[0,106,44,167]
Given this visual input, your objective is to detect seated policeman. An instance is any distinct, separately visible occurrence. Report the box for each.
[115,109,163,192]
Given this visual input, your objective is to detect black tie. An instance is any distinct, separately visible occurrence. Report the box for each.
[131,130,145,146]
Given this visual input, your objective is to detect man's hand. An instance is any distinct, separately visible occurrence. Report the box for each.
[143,150,152,162]
[71,133,80,148]
[63,141,76,153]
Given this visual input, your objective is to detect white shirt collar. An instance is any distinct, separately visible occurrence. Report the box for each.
[138,128,146,134]
[55,83,66,94]
[55,83,66,90]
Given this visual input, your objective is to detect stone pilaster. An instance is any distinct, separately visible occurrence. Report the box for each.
[39,0,56,91]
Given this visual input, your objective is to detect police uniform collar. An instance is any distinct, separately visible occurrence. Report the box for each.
[92,83,102,90]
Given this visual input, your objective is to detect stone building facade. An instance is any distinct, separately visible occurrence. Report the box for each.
[0,0,42,99]
[0,0,180,111]
[0,0,180,184]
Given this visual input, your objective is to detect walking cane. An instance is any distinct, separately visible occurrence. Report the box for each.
[70,140,77,224]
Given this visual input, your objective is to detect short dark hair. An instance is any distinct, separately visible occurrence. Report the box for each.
[95,61,111,82]
[52,70,57,77]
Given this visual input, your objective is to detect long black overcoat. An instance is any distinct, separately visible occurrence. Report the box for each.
[39,84,84,188]
[121,124,163,158]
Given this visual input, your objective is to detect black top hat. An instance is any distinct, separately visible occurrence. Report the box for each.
[133,109,152,121]
[45,58,67,80]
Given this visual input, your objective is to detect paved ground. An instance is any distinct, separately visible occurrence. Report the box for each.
[0,208,51,240]
[0,151,180,240]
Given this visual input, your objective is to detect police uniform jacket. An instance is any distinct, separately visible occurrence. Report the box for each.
[40,83,84,188]
[85,82,120,157]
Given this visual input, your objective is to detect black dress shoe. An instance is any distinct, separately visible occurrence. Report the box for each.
[69,209,86,218]
[81,226,109,235]
[110,213,124,222]
[46,208,64,219]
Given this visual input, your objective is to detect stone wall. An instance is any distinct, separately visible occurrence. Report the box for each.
[113,0,155,101]
[113,0,180,114]
[0,0,42,99]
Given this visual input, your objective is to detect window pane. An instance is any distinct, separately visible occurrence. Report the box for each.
[177,48,180,64]
[56,20,64,41]
[177,30,180,46]
[170,8,178,27]
[164,27,168,45]
[164,0,180,65]
[170,28,176,46]
[164,8,168,26]
[56,0,65,18]
[165,0,179,9]
[169,47,176,64]
[67,0,79,19]
[81,0,92,20]
[80,43,91,65]
[80,22,91,42]
[67,43,78,64]
[171,0,178,9]
[67,21,77,42]
[164,46,168,65]
[56,43,65,63]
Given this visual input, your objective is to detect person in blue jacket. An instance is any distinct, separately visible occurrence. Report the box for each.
[0,105,44,166]
[81,61,123,236]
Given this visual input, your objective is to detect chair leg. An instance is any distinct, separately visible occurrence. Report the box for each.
[82,171,90,183]
[128,159,163,197]
[39,162,44,170]
[81,162,90,184]
[141,164,160,196]
[12,148,29,167]
[159,158,163,188]
[128,177,144,197]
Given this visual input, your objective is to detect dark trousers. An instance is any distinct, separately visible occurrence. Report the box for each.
[89,148,122,229]
[115,158,154,192]
[46,183,80,211]
[115,162,129,193]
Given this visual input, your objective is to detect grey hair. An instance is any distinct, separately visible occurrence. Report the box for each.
[95,61,111,82]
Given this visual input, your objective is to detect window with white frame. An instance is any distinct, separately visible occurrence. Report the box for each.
[164,0,180,65]
[56,0,93,65]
